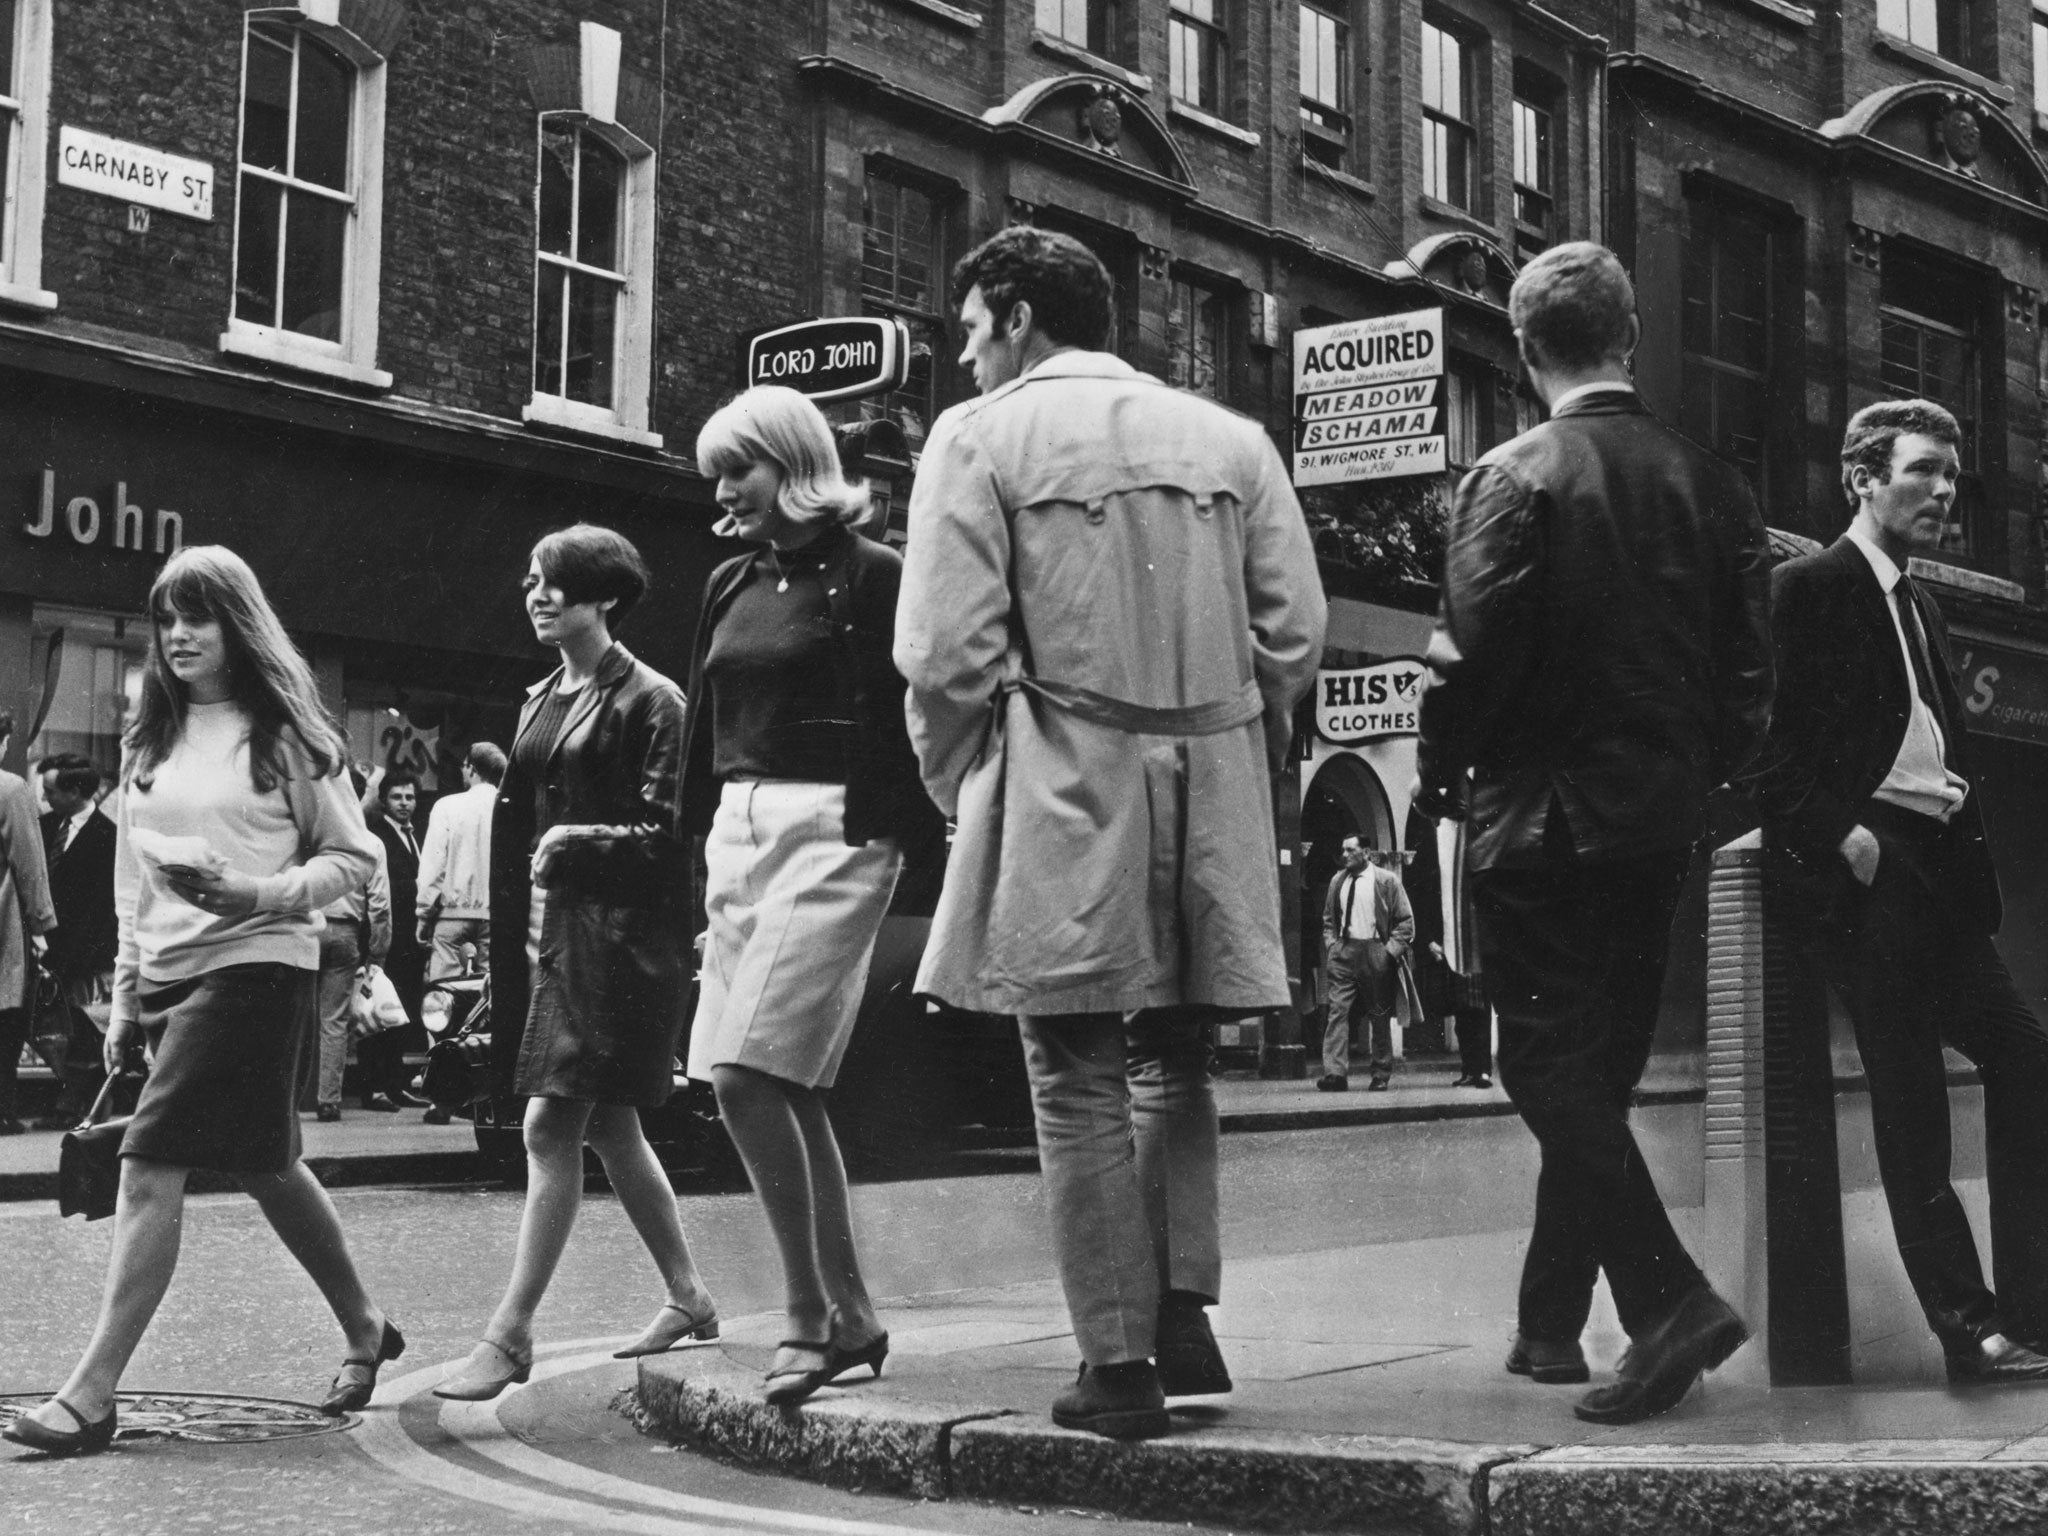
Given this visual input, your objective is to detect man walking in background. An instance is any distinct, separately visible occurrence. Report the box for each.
[1417,242,1773,1424]
[1318,838,1413,1093]
[0,711,55,1136]
[898,226,1325,1439]
[363,768,428,1112]
[417,742,504,1035]
[1745,399,2048,1384]
[34,754,115,1127]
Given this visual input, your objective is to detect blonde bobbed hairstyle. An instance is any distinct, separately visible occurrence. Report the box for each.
[695,385,871,534]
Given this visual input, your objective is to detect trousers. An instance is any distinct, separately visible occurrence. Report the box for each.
[1814,803,2048,1348]
[313,927,363,1108]
[1017,1009,1222,1365]
[423,916,490,1029]
[1323,937,1395,1078]
[1473,847,1704,1341]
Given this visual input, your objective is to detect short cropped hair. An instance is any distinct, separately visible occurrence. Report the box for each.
[950,227,1112,351]
[531,524,651,629]
[1509,242,1637,373]
[379,768,420,802]
[40,753,101,800]
[695,386,870,530]
[1839,398,1961,507]
[467,741,507,785]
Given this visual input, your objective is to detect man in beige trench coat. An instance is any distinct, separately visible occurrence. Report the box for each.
[896,227,1326,1439]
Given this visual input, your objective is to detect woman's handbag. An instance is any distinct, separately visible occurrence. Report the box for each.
[348,964,408,1039]
[58,1073,131,1222]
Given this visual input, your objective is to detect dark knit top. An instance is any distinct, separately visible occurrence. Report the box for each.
[702,538,855,783]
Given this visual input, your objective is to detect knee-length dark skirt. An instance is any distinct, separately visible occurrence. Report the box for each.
[122,962,317,1175]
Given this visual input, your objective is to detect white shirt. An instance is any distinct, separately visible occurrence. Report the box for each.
[416,781,496,920]
[1846,527,1969,821]
[54,803,93,855]
[1547,381,1637,414]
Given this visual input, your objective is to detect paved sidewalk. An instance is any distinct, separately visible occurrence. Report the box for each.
[634,1189,2048,1536]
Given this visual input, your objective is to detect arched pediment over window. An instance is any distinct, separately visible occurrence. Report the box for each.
[1822,83,2048,207]
[983,75,1196,193]
[1384,232,1516,308]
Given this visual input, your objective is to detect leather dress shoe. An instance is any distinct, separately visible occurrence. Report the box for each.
[1367,1074,1391,1092]
[1316,1074,1348,1092]
[1946,1333,2048,1385]
[1157,1296,1232,1396]
[321,1318,407,1415]
[361,1094,400,1113]
[1574,1284,1748,1425]
[1051,1361,1169,1440]
[1505,1332,1590,1384]
[3,1397,116,1456]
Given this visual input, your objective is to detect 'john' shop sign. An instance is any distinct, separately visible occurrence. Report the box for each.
[57,126,214,221]
[746,317,911,404]
[1315,658,1425,745]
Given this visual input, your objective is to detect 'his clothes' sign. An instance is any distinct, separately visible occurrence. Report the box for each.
[1315,658,1425,744]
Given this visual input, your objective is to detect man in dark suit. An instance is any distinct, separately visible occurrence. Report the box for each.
[362,768,428,1111]
[1418,242,1774,1424]
[34,755,116,1127]
[1744,398,2048,1385]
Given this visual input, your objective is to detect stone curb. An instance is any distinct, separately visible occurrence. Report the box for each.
[632,1351,1537,1534]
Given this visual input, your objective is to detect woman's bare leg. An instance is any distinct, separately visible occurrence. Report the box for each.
[585,1104,716,1317]
[474,1096,596,1356]
[238,1160,385,1359]
[787,1089,881,1345]
[712,1065,831,1365]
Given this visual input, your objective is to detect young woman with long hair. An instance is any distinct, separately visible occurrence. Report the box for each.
[434,524,720,1401]
[683,387,943,1404]
[3,546,397,1457]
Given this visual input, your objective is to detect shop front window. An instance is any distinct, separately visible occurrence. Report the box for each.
[25,607,149,781]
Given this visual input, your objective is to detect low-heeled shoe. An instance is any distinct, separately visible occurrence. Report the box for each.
[1157,1301,1232,1396]
[433,1339,533,1401]
[1051,1361,1169,1440]
[1505,1332,1590,1384]
[1946,1333,2048,1385]
[3,1398,117,1457]
[1316,1074,1348,1092]
[762,1340,834,1406]
[1574,1285,1748,1425]
[614,1302,721,1359]
[321,1318,407,1415]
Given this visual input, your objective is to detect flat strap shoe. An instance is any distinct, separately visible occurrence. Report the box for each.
[614,1301,721,1359]
[433,1338,534,1402]
[3,1397,117,1456]
[762,1339,833,1406]
[321,1319,407,1415]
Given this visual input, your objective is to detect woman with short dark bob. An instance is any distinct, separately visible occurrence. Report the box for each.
[5,546,395,1457]
[435,524,719,1401]
[686,386,943,1404]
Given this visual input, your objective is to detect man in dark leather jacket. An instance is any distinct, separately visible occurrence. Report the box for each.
[1417,242,1773,1426]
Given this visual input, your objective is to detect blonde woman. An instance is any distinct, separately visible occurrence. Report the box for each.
[5,547,394,1456]
[684,387,943,1404]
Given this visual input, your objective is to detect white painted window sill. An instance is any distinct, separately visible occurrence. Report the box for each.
[219,327,393,389]
[522,395,664,449]
[0,279,57,312]
[1169,98,1259,146]
[1030,32,1151,92]
[884,0,982,29]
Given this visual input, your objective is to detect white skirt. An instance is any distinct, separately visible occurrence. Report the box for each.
[686,780,902,1089]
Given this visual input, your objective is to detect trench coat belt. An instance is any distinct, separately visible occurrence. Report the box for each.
[1002,674,1264,736]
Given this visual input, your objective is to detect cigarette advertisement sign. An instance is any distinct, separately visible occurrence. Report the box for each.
[1293,309,1445,486]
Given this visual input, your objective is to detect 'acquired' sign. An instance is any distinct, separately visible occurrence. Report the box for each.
[58,126,214,220]
[1292,308,1445,487]
[1315,658,1426,745]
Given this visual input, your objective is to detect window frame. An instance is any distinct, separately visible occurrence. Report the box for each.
[1037,0,1123,62]
[1681,201,1777,508]
[1165,269,1232,402]
[1511,64,1561,258]
[2032,2,2048,117]
[858,167,950,453]
[1876,0,1970,65]
[0,0,52,311]
[1299,1,1352,167]
[522,111,660,447]
[1421,18,1478,211]
[1878,283,1984,556]
[222,10,389,388]
[1169,0,1230,118]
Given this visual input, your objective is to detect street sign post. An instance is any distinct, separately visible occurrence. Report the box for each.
[746,316,911,403]
[1292,308,1445,487]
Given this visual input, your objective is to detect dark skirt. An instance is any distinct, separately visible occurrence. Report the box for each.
[122,962,317,1175]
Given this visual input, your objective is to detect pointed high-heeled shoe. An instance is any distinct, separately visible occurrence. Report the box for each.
[819,1324,889,1385]
[3,1397,117,1457]
[761,1339,834,1406]
[613,1301,720,1359]
[321,1318,407,1415]
[432,1338,534,1402]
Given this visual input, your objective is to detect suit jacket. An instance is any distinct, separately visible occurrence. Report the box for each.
[1321,863,1415,950]
[368,809,422,959]
[1417,391,1774,870]
[1741,535,2000,932]
[40,807,116,982]
[0,770,55,1011]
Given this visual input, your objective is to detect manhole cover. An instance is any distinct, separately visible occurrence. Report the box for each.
[0,1392,355,1445]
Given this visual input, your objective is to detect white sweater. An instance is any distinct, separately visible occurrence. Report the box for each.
[113,700,380,1025]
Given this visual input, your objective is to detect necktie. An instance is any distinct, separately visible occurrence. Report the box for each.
[1897,576,1952,750]
[1341,873,1358,938]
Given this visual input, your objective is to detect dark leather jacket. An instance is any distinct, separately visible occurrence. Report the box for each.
[1417,391,1775,870]
[488,643,692,1091]
[679,523,944,858]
